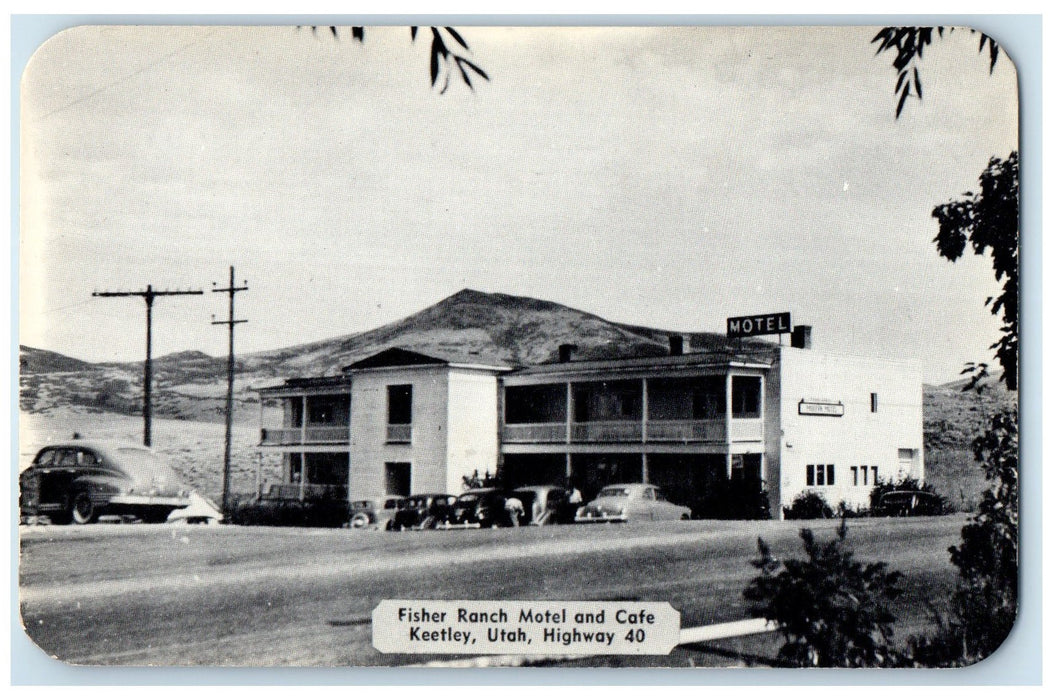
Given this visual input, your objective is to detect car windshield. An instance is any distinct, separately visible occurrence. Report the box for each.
[457,494,480,503]
[598,487,630,497]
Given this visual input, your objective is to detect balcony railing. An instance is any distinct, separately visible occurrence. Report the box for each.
[503,423,568,443]
[386,424,412,444]
[571,421,643,443]
[646,419,725,443]
[260,426,350,446]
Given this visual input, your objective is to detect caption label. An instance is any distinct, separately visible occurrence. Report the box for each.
[372,600,680,655]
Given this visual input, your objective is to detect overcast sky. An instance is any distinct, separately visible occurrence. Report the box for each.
[19,24,1018,383]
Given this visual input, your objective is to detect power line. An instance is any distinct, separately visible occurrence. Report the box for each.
[212,266,248,518]
[92,285,203,446]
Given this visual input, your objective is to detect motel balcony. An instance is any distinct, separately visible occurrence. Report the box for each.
[260,426,351,446]
[501,417,762,444]
[501,374,765,446]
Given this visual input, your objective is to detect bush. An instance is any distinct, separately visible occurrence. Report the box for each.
[869,476,953,516]
[692,480,771,520]
[743,521,905,667]
[907,408,1018,666]
[783,491,833,520]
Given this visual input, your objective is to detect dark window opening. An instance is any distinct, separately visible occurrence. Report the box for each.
[385,462,411,496]
[807,464,815,486]
[731,376,761,419]
[871,392,878,413]
[387,385,413,424]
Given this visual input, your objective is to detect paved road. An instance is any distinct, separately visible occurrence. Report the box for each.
[18,516,965,666]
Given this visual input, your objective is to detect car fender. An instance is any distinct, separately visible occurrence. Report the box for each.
[69,475,124,505]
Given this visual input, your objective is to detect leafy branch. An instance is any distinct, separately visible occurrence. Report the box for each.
[300,25,488,93]
[872,27,1001,118]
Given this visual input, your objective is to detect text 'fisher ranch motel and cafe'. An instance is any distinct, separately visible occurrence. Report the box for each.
[253,311,924,519]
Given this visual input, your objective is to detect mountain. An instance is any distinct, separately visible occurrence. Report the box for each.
[18,345,95,374]
[20,289,757,420]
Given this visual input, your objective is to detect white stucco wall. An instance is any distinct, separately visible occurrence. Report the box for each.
[445,369,501,495]
[776,347,923,512]
[347,366,449,500]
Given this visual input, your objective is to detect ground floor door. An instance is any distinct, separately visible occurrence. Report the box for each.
[384,462,411,496]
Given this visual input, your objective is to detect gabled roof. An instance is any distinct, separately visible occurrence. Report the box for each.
[341,347,514,373]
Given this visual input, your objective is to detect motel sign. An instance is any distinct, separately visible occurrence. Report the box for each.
[726,312,791,339]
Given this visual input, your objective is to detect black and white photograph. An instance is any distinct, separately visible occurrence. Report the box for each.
[17,22,1021,670]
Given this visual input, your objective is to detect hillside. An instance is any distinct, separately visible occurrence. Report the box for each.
[20,289,751,420]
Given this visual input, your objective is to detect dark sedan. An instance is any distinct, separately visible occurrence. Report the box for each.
[445,488,514,528]
[389,493,457,530]
[20,441,191,525]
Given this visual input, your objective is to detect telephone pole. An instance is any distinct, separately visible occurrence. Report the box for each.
[212,266,248,517]
[93,285,203,446]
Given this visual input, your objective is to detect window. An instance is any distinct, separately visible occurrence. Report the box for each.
[807,464,835,486]
[870,393,878,413]
[731,376,761,418]
[852,466,859,486]
[77,450,99,466]
[387,385,413,425]
[871,465,879,484]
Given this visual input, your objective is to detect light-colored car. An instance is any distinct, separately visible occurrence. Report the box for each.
[575,483,691,523]
[19,440,191,525]
[348,495,404,529]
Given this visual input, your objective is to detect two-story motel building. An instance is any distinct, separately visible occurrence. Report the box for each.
[256,329,923,518]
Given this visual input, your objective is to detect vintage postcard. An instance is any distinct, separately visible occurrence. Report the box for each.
[18,24,1020,669]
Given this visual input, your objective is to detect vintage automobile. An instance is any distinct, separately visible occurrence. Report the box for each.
[348,495,404,529]
[19,440,191,525]
[229,483,349,528]
[389,493,458,530]
[575,483,691,523]
[445,488,514,528]
[873,489,948,517]
[512,485,576,525]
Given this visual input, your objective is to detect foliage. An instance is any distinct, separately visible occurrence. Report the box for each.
[782,491,834,520]
[301,25,488,92]
[462,469,500,490]
[692,480,771,520]
[743,521,905,667]
[872,27,1001,117]
[868,476,953,516]
[933,152,1019,391]
[908,409,1018,666]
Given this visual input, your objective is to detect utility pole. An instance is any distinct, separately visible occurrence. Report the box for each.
[212,266,248,517]
[93,285,203,446]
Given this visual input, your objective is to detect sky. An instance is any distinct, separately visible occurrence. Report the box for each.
[19,24,1018,384]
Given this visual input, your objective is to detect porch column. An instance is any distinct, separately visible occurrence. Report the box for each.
[299,393,308,501]
[347,390,354,501]
[565,382,573,445]
[641,378,649,444]
[641,453,649,484]
[255,452,262,498]
[725,373,734,479]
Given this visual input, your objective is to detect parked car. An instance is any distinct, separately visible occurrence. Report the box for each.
[446,488,514,528]
[513,485,577,525]
[349,495,404,529]
[19,441,191,525]
[575,483,691,523]
[873,490,947,517]
[389,493,458,530]
[229,484,349,528]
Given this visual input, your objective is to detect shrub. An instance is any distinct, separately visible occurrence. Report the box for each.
[869,476,953,516]
[907,408,1018,666]
[783,491,833,520]
[743,521,905,667]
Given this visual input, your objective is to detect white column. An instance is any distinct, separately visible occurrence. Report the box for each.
[299,393,307,500]
[725,373,734,479]
[641,377,649,444]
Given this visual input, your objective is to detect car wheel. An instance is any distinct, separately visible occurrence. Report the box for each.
[680,512,690,520]
[349,512,371,529]
[70,492,97,525]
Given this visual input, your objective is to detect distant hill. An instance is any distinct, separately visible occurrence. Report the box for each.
[20,289,755,420]
[19,345,95,374]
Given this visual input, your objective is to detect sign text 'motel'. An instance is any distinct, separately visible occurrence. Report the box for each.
[727,312,791,339]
